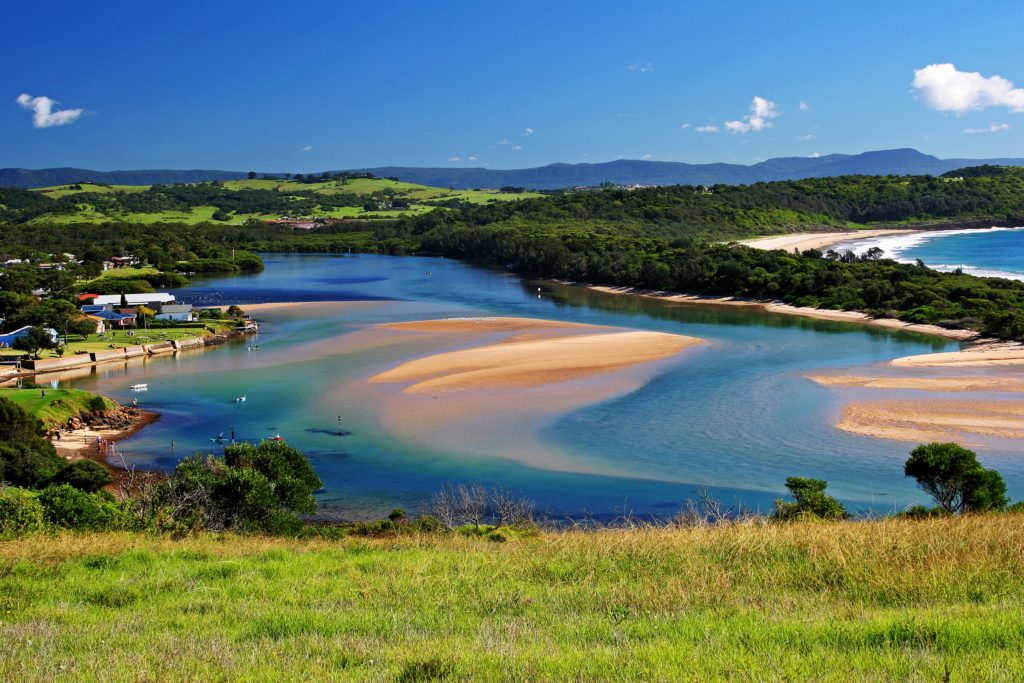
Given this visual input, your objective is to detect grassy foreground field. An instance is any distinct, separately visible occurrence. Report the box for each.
[1,515,1023,680]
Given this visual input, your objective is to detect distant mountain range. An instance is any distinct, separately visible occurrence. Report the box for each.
[4,148,1024,190]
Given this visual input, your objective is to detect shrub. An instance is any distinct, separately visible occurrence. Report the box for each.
[773,477,846,520]
[154,440,322,533]
[0,486,45,535]
[39,484,130,530]
[904,442,1008,513]
[51,460,112,493]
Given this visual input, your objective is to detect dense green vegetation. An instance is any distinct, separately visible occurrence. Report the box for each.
[5,167,1024,339]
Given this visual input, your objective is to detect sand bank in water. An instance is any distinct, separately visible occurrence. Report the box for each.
[807,374,1024,393]
[357,317,704,475]
[739,229,915,253]
[837,400,1024,443]
[371,320,702,392]
[892,344,1024,367]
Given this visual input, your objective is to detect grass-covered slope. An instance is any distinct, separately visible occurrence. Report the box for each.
[1,516,1022,680]
[0,388,115,428]
[0,177,543,225]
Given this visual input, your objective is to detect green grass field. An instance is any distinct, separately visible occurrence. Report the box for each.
[26,178,543,225]
[35,183,148,199]
[0,327,220,360]
[1,515,1022,680]
[0,387,115,427]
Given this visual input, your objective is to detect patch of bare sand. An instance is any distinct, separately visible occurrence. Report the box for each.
[807,374,1024,393]
[370,330,703,393]
[837,400,1024,442]
[892,345,1024,367]
[739,229,915,252]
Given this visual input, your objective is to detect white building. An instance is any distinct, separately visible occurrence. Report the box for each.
[91,293,176,307]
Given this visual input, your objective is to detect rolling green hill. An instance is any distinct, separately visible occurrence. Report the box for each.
[0,177,542,225]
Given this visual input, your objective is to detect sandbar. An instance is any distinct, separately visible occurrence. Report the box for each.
[837,399,1024,443]
[807,374,1024,393]
[739,229,915,252]
[892,344,1024,367]
[371,326,702,393]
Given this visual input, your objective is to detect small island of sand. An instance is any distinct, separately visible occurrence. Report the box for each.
[371,317,703,393]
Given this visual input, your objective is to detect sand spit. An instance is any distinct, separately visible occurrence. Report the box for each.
[807,374,1024,393]
[739,229,915,253]
[371,321,703,393]
[837,400,1024,443]
[585,285,979,341]
[892,344,1024,368]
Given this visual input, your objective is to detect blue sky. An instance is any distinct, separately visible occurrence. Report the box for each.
[4,0,1024,171]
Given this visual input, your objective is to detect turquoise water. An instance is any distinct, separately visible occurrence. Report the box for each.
[47,254,1024,519]
[837,227,1024,280]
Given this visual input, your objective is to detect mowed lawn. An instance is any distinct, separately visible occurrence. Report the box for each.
[1,515,1022,680]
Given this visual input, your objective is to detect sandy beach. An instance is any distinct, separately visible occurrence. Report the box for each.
[585,285,979,341]
[739,229,915,252]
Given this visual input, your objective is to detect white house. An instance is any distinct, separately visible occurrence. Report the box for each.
[155,304,194,322]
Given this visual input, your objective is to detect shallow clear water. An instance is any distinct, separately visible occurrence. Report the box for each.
[836,226,1024,280]
[47,254,1024,519]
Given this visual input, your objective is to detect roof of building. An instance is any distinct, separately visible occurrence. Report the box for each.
[91,293,176,306]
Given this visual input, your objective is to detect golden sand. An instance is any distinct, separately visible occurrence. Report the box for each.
[371,328,702,393]
[807,374,1024,393]
[739,229,915,252]
[837,399,1024,443]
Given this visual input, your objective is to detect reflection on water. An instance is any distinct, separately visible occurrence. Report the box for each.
[53,253,1021,520]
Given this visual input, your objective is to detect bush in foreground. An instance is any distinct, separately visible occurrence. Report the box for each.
[773,477,847,520]
[0,485,45,535]
[904,442,1008,513]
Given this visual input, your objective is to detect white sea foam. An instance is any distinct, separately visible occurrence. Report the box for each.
[830,226,1024,280]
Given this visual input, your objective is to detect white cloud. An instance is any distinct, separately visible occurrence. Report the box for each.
[681,123,692,129]
[808,152,822,158]
[512,144,523,151]
[912,63,1024,114]
[724,96,780,133]
[695,124,719,133]
[799,101,810,112]
[448,156,461,162]
[628,62,654,73]
[797,133,814,140]
[16,93,83,128]
[642,154,652,160]
[468,154,479,161]
[963,122,1012,134]
[523,127,534,136]
[498,138,509,145]
[301,145,313,151]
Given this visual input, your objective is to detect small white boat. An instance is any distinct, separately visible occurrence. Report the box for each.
[130,383,148,391]
[236,394,247,402]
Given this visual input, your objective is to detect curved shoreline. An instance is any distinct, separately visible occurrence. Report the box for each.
[578,284,980,341]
